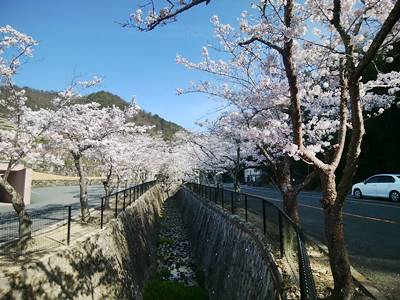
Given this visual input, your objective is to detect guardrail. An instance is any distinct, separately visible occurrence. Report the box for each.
[187,182,316,300]
[0,180,156,256]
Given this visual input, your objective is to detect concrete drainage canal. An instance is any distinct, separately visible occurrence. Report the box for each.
[144,187,282,300]
[143,196,208,300]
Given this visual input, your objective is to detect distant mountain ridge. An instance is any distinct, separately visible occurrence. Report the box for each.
[18,87,185,139]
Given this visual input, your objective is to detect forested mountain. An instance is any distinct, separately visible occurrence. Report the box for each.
[86,91,184,139]
[7,87,184,140]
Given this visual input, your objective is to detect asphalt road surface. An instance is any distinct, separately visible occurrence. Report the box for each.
[231,184,400,299]
[0,185,104,245]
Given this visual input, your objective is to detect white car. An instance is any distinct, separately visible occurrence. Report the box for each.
[352,174,400,202]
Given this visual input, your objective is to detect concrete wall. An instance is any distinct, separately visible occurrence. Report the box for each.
[0,184,174,300]
[0,165,32,205]
[176,188,283,300]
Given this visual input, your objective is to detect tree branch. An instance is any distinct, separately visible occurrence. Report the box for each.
[239,36,283,54]
[355,0,400,78]
[137,0,210,31]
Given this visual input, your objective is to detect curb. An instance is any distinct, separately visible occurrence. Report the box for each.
[305,235,388,300]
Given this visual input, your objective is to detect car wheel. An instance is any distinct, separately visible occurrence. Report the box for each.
[354,189,362,199]
[389,191,400,202]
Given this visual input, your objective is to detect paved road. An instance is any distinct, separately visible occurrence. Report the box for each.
[229,184,400,298]
[0,185,104,245]
[0,185,104,215]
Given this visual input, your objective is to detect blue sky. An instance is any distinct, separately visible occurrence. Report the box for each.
[0,0,250,130]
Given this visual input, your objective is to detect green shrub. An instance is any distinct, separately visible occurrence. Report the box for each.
[194,266,205,289]
[143,279,208,300]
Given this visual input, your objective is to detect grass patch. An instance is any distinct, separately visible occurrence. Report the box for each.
[143,279,208,300]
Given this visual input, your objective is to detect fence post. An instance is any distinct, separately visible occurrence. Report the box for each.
[278,211,284,258]
[262,200,266,234]
[101,197,104,229]
[129,188,132,205]
[245,194,248,222]
[115,192,118,218]
[221,189,224,208]
[231,191,234,214]
[67,205,71,245]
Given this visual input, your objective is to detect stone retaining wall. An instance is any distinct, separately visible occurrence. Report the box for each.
[0,184,174,300]
[176,188,283,300]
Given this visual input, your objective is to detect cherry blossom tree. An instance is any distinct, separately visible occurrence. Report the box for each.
[233,2,400,297]
[93,134,128,207]
[0,26,54,244]
[48,101,138,221]
[130,0,400,296]
[176,19,320,223]
[128,134,168,183]
[157,131,200,187]
[95,130,166,205]
[195,122,262,193]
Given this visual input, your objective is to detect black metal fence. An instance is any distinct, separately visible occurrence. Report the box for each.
[99,180,156,229]
[187,182,316,300]
[0,181,156,256]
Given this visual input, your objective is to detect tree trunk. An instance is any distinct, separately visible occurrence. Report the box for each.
[230,173,241,213]
[103,181,112,208]
[0,178,32,246]
[72,152,90,221]
[275,156,300,225]
[103,166,113,208]
[233,176,240,193]
[282,191,299,225]
[320,172,354,299]
[103,184,111,208]
[116,175,120,191]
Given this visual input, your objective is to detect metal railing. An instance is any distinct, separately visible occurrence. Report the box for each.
[187,182,316,300]
[99,180,156,229]
[0,180,156,256]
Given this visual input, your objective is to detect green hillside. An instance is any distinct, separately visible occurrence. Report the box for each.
[86,91,184,139]
[5,87,184,139]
